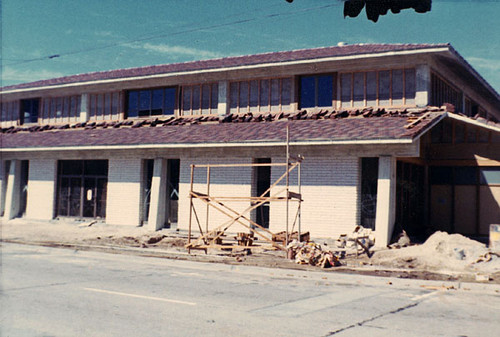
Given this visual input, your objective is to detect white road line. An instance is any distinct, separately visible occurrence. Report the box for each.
[83,287,196,306]
[411,290,440,301]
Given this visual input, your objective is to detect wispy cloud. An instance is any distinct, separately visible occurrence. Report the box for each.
[126,42,224,59]
[467,57,500,72]
[1,67,65,84]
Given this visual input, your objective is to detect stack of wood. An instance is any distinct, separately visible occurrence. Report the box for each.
[287,241,341,268]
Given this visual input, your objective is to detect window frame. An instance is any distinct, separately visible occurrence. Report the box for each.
[299,73,336,109]
[126,86,177,119]
[180,83,218,116]
[230,77,292,114]
[339,68,416,109]
[19,98,41,125]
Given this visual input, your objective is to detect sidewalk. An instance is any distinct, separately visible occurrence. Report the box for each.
[2,218,499,286]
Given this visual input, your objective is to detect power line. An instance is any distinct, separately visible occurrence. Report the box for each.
[2,2,342,67]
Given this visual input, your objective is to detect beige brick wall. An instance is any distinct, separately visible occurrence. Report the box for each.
[26,159,57,220]
[177,154,360,239]
[177,157,253,234]
[106,158,142,226]
[270,156,359,238]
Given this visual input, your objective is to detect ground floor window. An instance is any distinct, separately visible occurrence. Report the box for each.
[57,160,108,218]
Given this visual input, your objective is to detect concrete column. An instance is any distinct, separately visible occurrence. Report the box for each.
[0,160,10,216]
[80,93,89,122]
[148,158,167,230]
[374,156,397,247]
[218,81,229,116]
[415,64,431,107]
[4,160,22,220]
[26,159,57,220]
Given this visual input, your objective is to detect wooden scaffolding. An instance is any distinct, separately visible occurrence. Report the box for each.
[186,128,304,253]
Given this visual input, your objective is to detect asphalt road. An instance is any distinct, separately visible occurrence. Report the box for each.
[1,243,499,337]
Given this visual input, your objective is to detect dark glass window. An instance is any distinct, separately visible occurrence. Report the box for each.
[20,98,40,124]
[300,76,315,108]
[455,167,477,185]
[300,74,334,109]
[430,167,453,185]
[127,87,176,118]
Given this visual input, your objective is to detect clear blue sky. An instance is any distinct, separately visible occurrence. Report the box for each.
[2,0,499,92]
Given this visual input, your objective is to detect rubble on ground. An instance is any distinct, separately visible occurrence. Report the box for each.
[287,241,341,268]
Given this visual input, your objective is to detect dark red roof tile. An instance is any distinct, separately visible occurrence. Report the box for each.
[1,108,446,149]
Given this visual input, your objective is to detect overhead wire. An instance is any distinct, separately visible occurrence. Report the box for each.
[2,2,342,67]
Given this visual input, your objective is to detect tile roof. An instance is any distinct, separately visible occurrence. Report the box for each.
[1,43,450,91]
[1,107,449,150]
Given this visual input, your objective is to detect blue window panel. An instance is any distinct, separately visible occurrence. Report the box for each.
[138,90,150,116]
[300,76,315,108]
[127,91,138,118]
[317,75,333,107]
[164,88,176,115]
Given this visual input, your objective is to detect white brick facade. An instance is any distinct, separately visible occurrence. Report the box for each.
[26,159,57,220]
[106,158,142,226]
[178,157,253,234]
[270,156,359,238]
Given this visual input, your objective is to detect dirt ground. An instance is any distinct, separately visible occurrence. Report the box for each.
[2,218,499,284]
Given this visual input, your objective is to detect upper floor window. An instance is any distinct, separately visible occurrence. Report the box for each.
[20,98,40,125]
[341,68,416,108]
[127,87,176,118]
[431,73,463,113]
[1,100,20,126]
[41,95,81,124]
[230,78,292,114]
[181,83,218,116]
[300,74,336,109]
[89,92,122,121]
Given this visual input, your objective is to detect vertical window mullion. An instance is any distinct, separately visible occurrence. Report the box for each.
[403,68,406,105]
[363,72,367,106]
[376,71,379,106]
[389,70,393,106]
[258,80,261,112]
[350,73,354,108]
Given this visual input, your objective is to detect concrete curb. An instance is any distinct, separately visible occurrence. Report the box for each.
[2,239,499,294]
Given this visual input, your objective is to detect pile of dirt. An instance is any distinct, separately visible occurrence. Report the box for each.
[371,231,500,276]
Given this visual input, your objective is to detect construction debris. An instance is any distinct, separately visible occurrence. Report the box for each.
[336,226,374,257]
[287,241,341,268]
[388,230,411,249]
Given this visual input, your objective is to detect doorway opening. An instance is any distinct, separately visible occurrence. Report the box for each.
[253,158,271,229]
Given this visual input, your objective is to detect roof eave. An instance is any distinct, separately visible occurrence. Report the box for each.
[0,46,451,95]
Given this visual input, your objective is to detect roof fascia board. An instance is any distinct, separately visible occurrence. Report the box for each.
[446,113,500,132]
[1,47,450,95]
[0,138,413,152]
[445,47,500,102]
[412,112,448,142]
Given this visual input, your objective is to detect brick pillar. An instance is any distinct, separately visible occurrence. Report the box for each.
[80,93,89,122]
[374,156,396,247]
[0,160,10,217]
[4,160,22,220]
[26,159,57,220]
[415,64,431,107]
[148,158,167,230]
[218,81,229,116]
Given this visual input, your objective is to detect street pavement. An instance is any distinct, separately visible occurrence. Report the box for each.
[1,242,499,337]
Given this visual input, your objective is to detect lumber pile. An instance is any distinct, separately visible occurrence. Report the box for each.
[287,241,341,268]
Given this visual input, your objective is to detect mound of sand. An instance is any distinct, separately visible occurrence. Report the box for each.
[372,231,500,275]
